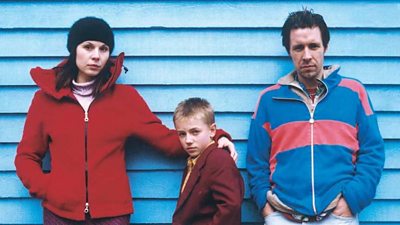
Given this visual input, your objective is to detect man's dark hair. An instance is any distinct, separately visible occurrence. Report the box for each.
[281,9,330,53]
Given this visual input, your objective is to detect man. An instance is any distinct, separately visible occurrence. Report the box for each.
[246,9,384,224]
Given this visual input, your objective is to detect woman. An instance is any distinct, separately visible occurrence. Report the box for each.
[14,17,236,224]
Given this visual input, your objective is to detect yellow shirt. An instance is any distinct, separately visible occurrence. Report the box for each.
[180,156,200,193]
[180,141,215,193]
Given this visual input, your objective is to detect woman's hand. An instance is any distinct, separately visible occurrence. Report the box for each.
[217,137,238,162]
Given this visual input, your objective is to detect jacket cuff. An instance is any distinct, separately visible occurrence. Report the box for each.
[28,173,51,199]
[342,188,360,215]
[256,191,268,212]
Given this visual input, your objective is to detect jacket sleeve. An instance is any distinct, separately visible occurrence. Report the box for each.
[207,152,244,225]
[14,92,51,199]
[342,87,385,214]
[246,95,272,212]
[126,87,231,157]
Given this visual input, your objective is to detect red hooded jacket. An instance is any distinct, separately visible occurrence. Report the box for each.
[14,53,229,220]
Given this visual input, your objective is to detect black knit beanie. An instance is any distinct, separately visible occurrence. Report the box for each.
[67,17,114,53]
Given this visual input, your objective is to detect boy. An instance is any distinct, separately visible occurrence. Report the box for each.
[172,97,244,225]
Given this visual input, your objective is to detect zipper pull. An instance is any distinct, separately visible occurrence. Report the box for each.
[84,111,89,122]
[84,202,89,214]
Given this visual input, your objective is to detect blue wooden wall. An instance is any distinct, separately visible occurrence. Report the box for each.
[0,1,399,224]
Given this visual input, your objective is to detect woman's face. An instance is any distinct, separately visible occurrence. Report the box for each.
[75,40,110,83]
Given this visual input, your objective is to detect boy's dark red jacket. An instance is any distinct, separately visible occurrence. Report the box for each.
[14,53,229,220]
[172,143,244,225]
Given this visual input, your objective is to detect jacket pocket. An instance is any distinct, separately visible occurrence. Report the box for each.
[29,173,52,200]
[42,173,53,200]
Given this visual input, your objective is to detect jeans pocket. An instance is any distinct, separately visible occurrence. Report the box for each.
[330,213,360,225]
[264,211,279,224]
[330,213,355,220]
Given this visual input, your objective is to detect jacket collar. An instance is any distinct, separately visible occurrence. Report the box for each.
[175,143,218,212]
[277,64,341,87]
[30,52,125,100]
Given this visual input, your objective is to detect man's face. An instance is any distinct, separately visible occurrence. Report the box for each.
[289,27,327,87]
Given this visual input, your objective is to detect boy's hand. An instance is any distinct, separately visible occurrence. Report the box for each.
[332,197,353,217]
[217,137,238,162]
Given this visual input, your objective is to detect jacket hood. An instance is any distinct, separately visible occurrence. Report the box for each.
[30,52,125,100]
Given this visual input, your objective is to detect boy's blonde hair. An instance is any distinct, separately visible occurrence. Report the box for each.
[173,97,215,126]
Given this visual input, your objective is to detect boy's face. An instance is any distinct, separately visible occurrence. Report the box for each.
[174,114,216,158]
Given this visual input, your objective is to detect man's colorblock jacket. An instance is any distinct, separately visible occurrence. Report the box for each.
[246,65,384,216]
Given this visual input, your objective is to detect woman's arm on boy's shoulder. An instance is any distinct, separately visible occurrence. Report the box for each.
[214,133,237,161]
[124,86,237,158]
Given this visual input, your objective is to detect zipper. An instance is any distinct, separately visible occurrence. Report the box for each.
[307,92,327,215]
[308,85,328,215]
[84,110,90,214]
[309,104,317,214]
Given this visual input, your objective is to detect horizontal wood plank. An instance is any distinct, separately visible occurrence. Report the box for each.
[0,170,398,200]
[0,112,399,143]
[1,29,399,57]
[0,85,398,113]
[1,57,399,85]
[0,198,398,223]
[1,139,397,171]
[0,1,399,28]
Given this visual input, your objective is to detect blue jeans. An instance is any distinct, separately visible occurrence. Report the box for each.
[264,211,359,225]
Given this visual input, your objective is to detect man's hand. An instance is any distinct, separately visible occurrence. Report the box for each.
[217,137,238,162]
[262,202,274,217]
[332,197,353,217]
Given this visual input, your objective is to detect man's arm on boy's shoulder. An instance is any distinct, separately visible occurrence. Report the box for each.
[206,150,244,225]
